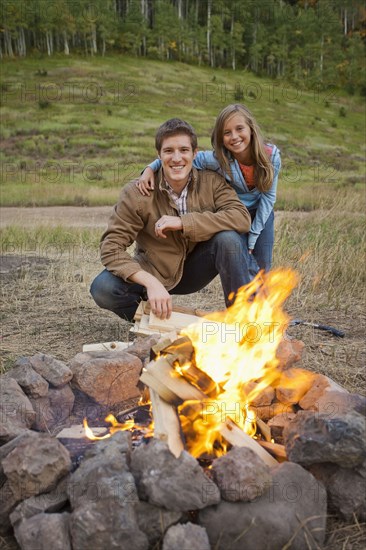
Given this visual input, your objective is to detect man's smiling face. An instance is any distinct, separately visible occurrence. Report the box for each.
[159,134,197,193]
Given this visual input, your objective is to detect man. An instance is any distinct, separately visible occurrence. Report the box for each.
[90,118,252,321]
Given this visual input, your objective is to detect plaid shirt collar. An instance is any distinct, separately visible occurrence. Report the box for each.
[162,172,192,215]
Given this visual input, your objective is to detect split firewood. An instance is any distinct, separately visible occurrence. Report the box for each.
[134,301,145,322]
[257,440,287,460]
[140,368,182,406]
[149,389,184,458]
[143,357,207,403]
[82,342,130,352]
[56,425,107,439]
[256,417,272,442]
[148,311,203,332]
[220,418,278,468]
[139,301,210,318]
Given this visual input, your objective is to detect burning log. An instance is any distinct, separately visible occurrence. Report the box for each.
[220,419,278,468]
[141,356,279,466]
[256,417,272,442]
[257,440,287,460]
[140,357,207,406]
[149,389,184,458]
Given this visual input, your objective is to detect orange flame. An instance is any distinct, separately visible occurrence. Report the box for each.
[83,414,152,441]
[179,268,299,457]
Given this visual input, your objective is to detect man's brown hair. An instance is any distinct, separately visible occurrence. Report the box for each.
[155,118,198,152]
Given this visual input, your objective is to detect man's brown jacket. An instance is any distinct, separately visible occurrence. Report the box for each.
[100,168,251,290]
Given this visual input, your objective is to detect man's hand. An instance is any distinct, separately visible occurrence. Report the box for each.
[146,279,173,320]
[129,270,172,319]
[136,167,155,196]
[155,215,183,238]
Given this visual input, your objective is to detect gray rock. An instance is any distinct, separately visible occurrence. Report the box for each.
[309,461,366,521]
[212,447,272,502]
[0,431,39,486]
[6,358,49,397]
[28,395,54,432]
[0,377,35,443]
[70,499,148,550]
[131,439,220,511]
[284,410,366,467]
[163,523,210,550]
[28,384,75,432]
[29,353,73,387]
[14,512,71,550]
[70,350,142,405]
[2,432,71,501]
[136,500,183,546]
[47,384,75,424]
[68,432,147,550]
[199,462,327,550]
[0,480,21,534]
[125,334,160,361]
[10,474,70,527]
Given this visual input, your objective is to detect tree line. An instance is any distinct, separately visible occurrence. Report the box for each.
[1,0,365,93]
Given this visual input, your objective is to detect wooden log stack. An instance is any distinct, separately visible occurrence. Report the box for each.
[140,333,282,467]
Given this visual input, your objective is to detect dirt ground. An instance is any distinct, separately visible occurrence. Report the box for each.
[1,207,365,548]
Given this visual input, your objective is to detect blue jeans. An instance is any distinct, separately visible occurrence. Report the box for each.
[90,231,254,321]
[248,209,274,272]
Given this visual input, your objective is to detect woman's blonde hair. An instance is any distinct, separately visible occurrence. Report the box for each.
[211,104,274,192]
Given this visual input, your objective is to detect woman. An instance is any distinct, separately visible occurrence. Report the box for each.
[137,103,281,273]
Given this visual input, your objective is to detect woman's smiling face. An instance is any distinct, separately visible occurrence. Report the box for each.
[222,113,252,163]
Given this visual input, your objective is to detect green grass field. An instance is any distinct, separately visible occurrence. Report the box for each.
[1,55,365,209]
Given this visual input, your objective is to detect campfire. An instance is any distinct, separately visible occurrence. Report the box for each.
[85,269,300,466]
[1,268,365,550]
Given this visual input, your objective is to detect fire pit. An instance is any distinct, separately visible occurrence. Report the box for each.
[1,269,365,549]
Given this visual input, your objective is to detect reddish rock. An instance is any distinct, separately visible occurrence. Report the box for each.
[299,374,348,411]
[267,412,297,443]
[307,390,365,417]
[242,380,275,407]
[276,338,305,370]
[253,402,295,422]
[70,351,142,406]
[0,377,35,443]
[276,368,315,405]
[2,432,71,501]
